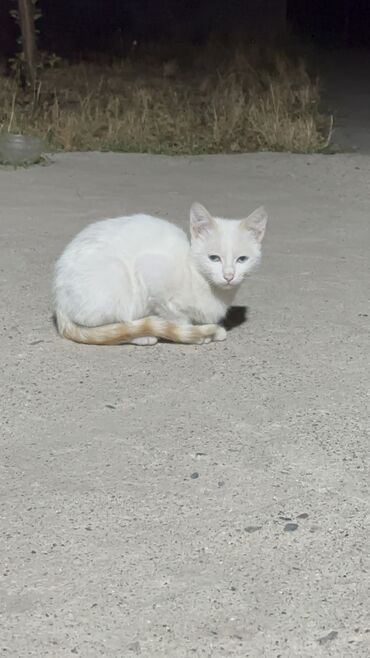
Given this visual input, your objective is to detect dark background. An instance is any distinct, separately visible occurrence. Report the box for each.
[1,1,370,59]
[288,0,370,47]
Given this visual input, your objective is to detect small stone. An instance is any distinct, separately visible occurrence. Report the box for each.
[190,472,199,479]
[284,523,298,532]
[297,513,309,519]
[105,404,116,409]
[245,526,262,533]
[217,481,225,487]
[317,630,338,645]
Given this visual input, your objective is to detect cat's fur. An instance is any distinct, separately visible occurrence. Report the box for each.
[54,202,267,346]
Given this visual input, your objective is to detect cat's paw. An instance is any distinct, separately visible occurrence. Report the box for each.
[195,327,226,344]
[213,326,227,342]
[131,336,158,346]
[194,336,211,345]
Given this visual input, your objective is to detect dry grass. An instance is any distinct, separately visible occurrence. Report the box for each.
[0,43,329,154]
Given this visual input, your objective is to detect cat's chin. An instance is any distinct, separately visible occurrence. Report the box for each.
[213,280,241,291]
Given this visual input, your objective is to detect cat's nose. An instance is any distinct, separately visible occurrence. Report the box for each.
[223,271,234,282]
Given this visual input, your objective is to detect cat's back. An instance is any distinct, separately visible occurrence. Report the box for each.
[63,213,188,258]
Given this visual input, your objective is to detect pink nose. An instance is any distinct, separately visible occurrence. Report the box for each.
[223,272,234,282]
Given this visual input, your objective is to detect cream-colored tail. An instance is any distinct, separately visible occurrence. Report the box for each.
[55,311,225,345]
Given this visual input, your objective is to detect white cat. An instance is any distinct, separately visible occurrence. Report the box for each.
[54,202,267,346]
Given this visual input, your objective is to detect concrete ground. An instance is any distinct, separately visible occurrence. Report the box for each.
[0,152,369,657]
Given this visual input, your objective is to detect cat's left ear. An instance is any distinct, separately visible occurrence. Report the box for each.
[190,202,215,239]
[241,206,268,243]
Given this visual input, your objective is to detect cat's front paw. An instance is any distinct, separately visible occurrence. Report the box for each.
[194,336,212,345]
[130,336,158,346]
[213,326,227,342]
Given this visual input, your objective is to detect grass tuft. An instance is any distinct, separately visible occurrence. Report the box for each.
[0,43,329,154]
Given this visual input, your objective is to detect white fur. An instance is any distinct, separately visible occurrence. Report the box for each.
[54,203,267,336]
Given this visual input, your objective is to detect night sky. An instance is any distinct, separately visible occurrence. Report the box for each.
[1,1,370,58]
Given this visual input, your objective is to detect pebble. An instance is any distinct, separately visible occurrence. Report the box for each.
[245,526,261,533]
[318,630,338,645]
[284,523,299,532]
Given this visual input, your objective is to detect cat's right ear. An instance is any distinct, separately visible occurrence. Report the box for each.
[190,203,215,239]
[242,206,268,243]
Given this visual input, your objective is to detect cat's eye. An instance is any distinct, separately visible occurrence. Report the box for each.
[237,256,249,263]
[209,255,221,262]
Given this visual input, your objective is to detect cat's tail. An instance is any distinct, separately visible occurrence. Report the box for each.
[55,311,225,345]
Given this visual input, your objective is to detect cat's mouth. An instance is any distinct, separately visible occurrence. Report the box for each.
[220,280,238,289]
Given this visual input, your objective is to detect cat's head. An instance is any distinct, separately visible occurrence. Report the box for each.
[189,202,267,289]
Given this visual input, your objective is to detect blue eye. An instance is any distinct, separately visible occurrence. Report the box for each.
[209,255,221,262]
[237,256,249,263]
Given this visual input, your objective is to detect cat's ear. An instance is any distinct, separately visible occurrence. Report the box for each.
[190,202,215,238]
[241,206,268,243]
